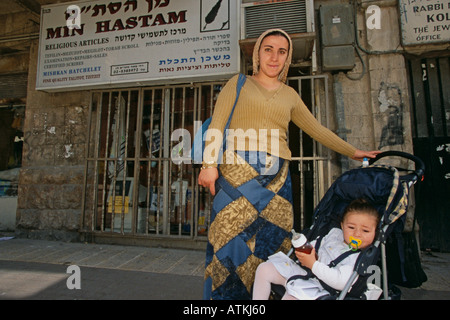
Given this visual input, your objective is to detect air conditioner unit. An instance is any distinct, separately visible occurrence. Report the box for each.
[240,0,316,63]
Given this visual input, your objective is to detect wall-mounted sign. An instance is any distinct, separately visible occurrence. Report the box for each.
[36,0,239,91]
[399,0,450,45]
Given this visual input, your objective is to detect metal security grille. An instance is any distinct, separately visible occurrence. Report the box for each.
[286,75,332,231]
[243,0,308,39]
[81,75,332,243]
[81,82,225,240]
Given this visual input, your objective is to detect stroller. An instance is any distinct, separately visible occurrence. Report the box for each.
[271,151,425,300]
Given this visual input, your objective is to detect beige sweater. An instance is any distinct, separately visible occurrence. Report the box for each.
[203,74,356,164]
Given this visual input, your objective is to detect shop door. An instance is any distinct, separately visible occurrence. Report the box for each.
[408,57,450,252]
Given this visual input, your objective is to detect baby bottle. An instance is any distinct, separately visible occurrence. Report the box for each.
[291,232,313,254]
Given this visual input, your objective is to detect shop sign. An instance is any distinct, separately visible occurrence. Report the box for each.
[399,0,450,45]
[36,0,240,91]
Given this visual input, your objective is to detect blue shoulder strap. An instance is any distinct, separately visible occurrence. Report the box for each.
[191,74,246,164]
[218,74,246,158]
[224,73,246,131]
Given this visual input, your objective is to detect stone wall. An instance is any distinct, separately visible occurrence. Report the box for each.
[16,40,90,241]
[316,0,415,170]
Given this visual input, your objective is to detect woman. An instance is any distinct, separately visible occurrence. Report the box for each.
[199,29,380,300]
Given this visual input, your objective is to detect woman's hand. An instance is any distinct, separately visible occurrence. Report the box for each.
[198,167,219,195]
[352,149,382,162]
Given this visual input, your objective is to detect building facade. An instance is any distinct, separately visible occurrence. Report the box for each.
[0,0,448,251]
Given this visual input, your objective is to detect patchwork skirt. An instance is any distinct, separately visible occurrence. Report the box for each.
[203,150,294,300]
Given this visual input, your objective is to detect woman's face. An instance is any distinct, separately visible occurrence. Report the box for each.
[257,34,289,80]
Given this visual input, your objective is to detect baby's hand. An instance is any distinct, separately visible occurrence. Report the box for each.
[296,248,317,270]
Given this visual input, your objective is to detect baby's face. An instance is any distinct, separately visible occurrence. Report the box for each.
[341,212,377,250]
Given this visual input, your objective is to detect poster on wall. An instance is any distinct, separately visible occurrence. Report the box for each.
[36,0,240,91]
[399,0,450,45]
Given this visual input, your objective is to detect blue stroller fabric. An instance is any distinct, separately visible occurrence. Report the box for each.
[305,165,408,242]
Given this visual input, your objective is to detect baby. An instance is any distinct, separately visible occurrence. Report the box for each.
[253,198,379,300]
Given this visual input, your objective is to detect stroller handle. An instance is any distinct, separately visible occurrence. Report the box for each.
[369,151,425,183]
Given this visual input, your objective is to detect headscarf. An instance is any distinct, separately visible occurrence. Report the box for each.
[252,28,293,83]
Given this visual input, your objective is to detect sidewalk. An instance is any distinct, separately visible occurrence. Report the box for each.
[400,250,450,300]
[0,235,449,300]
[0,236,205,300]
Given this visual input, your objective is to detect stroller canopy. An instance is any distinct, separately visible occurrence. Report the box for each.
[306,165,409,241]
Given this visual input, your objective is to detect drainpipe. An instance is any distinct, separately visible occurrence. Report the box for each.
[333,73,351,173]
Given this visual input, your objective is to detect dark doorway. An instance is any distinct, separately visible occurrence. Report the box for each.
[408,56,450,252]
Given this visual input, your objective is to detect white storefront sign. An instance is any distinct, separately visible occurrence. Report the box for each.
[399,0,450,45]
[36,0,240,91]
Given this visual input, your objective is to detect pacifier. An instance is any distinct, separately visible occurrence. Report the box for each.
[349,236,362,251]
